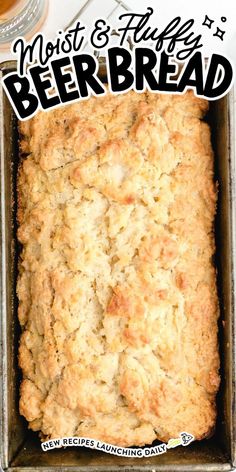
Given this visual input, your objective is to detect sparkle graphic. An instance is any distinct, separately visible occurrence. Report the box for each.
[202,14,214,29]
[213,27,225,41]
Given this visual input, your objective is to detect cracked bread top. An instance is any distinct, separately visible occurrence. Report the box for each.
[18,90,220,446]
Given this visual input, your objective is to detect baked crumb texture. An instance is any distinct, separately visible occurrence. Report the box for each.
[18,90,220,446]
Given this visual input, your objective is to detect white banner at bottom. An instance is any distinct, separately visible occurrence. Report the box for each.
[41,432,194,457]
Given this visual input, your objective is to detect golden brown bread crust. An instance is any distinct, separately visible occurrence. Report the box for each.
[17,90,220,446]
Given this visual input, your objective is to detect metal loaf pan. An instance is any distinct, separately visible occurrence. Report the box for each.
[0,60,235,472]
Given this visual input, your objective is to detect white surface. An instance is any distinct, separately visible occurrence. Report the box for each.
[0,0,236,64]
[0,0,235,140]
[0,0,235,215]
